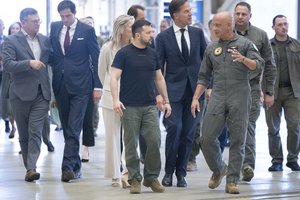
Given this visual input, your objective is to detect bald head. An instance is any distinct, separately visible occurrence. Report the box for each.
[212,11,234,40]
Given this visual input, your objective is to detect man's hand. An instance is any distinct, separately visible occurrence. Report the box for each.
[264,94,274,110]
[156,95,164,112]
[205,89,212,101]
[113,100,126,116]
[93,90,102,103]
[30,60,45,70]
[191,99,200,118]
[163,103,172,118]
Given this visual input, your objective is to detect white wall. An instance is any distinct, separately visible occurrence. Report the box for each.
[247,0,298,39]
[0,0,298,38]
[0,1,47,35]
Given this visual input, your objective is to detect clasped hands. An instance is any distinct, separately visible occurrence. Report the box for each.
[30,60,45,70]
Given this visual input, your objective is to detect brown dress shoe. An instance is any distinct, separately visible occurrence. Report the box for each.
[225,183,240,194]
[25,169,40,182]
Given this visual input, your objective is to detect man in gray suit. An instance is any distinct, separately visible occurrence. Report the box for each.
[2,8,51,182]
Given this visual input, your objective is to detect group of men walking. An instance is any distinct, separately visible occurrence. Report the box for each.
[0,0,299,196]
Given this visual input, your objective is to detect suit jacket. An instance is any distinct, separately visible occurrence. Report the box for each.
[2,31,51,101]
[49,21,101,96]
[155,26,207,102]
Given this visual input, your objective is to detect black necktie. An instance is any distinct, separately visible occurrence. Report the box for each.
[64,27,71,53]
[180,28,189,62]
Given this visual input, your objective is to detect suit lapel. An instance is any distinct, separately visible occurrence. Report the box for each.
[186,26,195,63]
[67,21,82,54]
[17,32,35,59]
[37,34,47,63]
[169,26,188,63]
[54,23,64,55]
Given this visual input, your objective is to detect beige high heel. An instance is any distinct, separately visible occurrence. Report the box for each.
[112,178,121,187]
[121,172,130,189]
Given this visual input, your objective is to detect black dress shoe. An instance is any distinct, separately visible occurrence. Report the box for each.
[177,175,187,187]
[162,173,173,187]
[268,162,283,171]
[61,171,75,182]
[286,162,300,171]
[47,142,55,152]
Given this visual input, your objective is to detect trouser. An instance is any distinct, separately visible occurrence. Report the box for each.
[93,101,99,132]
[163,84,199,177]
[265,87,300,164]
[82,95,95,147]
[11,89,49,170]
[42,115,51,146]
[201,97,249,184]
[243,87,261,169]
[55,78,90,173]
[189,99,206,162]
[102,107,122,179]
[122,106,161,184]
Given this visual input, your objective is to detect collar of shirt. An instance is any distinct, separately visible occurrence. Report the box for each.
[173,23,188,34]
[63,18,78,32]
[234,22,251,36]
[21,28,38,40]
[173,24,190,53]
[61,19,78,54]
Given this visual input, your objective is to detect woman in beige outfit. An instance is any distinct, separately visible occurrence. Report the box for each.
[98,15,134,187]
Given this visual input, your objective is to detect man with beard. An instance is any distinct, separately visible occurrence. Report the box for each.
[110,19,171,194]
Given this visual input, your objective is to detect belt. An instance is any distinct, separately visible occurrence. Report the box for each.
[279,82,291,88]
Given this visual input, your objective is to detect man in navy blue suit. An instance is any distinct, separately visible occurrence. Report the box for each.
[155,0,206,187]
[49,0,102,182]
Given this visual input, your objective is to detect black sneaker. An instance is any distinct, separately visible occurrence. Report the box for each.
[268,163,283,171]
[286,162,300,171]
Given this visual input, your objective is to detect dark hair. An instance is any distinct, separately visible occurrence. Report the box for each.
[127,5,145,19]
[19,8,38,22]
[132,19,151,38]
[235,2,251,12]
[272,14,286,26]
[169,0,187,19]
[8,22,22,35]
[57,0,76,13]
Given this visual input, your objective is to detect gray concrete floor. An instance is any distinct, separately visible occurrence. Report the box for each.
[1,107,300,200]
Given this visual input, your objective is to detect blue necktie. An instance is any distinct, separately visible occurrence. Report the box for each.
[180,28,189,63]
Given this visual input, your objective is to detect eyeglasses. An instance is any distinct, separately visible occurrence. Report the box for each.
[29,20,42,25]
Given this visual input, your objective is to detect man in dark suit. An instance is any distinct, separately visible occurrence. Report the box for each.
[2,8,51,182]
[49,0,102,182]
[155,0,206,187]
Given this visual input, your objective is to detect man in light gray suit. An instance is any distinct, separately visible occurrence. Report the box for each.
[2,8,51,182]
